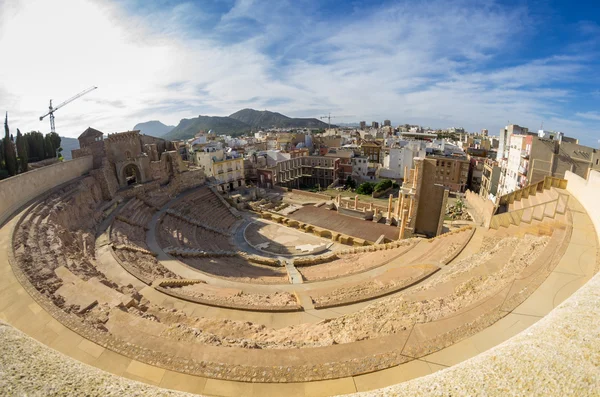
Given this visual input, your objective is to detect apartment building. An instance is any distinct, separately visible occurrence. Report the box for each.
[257,155,340,189]
[480,159,501,200]
[361,141,382,163]
[193,147,245,192]
[498,131,600,196]
[430,156,470,193]
[379,141,427,180]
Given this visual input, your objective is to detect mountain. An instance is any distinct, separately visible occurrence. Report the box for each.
[59,136,79,161]
[229,109,329,129]
[163,116,251,140]
[133,120,175,137]
[162,109,330,141]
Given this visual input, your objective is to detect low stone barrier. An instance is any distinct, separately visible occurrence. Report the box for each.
[238,252,283,267]
[155,286,303,312]
[293,252,339,267]
[165,247,237,258]
[113,244,157,257]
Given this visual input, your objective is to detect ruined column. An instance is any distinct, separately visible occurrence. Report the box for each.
[394,196,400,218]
[413,165,419,188]
[369,202,373,211]
[387,194,393,216]
[404,166,409,184]
[399,208,408,239]
[354,195,359,210]
[398,194,405,218]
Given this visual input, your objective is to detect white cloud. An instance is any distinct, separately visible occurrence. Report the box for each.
[0,0,597,147]
[576,111,600,121]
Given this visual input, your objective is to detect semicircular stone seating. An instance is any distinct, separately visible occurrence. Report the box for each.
[5,174,598,394]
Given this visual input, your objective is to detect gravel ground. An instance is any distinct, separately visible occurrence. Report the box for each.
[0,321,195,397]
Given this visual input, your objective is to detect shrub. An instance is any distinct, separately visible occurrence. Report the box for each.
[356,182,375,195]
[374,179,393,192]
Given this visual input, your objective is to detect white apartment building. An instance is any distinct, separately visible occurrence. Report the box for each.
[193,147,245,192]
[351,156,369,181]
[379,141,426,180]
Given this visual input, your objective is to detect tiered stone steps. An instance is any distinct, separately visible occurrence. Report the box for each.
[490,187,569,230]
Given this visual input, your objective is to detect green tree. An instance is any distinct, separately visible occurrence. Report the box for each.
[0,138,4,168]
[16,129,28,172]
[344,176,356,190]
[374,179,393,193]
[48,132,61,152]
[44,134,55,159]
[356,182,375,195]
[3,113,18,176]
[24,131,45,162]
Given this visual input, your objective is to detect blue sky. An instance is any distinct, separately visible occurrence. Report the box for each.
[0,0,599,146]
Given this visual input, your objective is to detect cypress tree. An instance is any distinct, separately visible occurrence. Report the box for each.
[3,113,18,176]
[48,132,61,153]
[0,139,4,168]
[44,134,55,159]
[16,129,28,172]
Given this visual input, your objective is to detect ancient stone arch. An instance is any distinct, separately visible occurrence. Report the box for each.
[121,162,142,186]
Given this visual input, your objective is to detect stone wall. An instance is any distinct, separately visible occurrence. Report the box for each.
[414,158,446,237]
[465,189,496,227]
[0,156,93,225]
[565,170,600,235]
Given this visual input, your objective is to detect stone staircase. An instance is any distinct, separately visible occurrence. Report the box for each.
[490,177,569,230]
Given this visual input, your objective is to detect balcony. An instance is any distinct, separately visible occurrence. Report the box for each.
[518,165,528,175]
[217,169,224,174]
[520,150,529,159]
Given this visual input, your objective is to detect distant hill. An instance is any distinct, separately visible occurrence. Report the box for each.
[163,116,251,140]
[229,109,329,129]
[162,109,329,141]
[133,120,175,137]
[59,136,79,161]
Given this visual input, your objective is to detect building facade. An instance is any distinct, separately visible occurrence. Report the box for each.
[431,156,470,193]
[257,156,340,189]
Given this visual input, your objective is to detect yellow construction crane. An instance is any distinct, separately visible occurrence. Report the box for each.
[320,113,354,130]
[39,86,98,133]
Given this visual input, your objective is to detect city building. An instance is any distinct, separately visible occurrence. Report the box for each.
[497,131,600,196]
[383,120,391,127]
[193,147,245,192]
[431,155,470,192]
[361,141,382,164]
[351,156,369,181]
[257,155,340,189]
[467,156,485,193]
[497,124,528,162]
[379,141,426,180]
[480,159,501,200]
[371,121,379,129]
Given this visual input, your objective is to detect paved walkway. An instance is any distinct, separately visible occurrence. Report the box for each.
[0,193,597,396]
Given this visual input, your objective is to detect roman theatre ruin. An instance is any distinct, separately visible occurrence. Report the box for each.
[0,129,598,396]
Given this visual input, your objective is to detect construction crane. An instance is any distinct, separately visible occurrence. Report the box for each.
[39,86,98,133]
[320,113,354,130]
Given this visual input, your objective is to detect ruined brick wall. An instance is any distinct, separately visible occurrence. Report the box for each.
[414,158,446,237]
[149,161,170,184]
[140,134,173,155]
[91,159,119,201]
